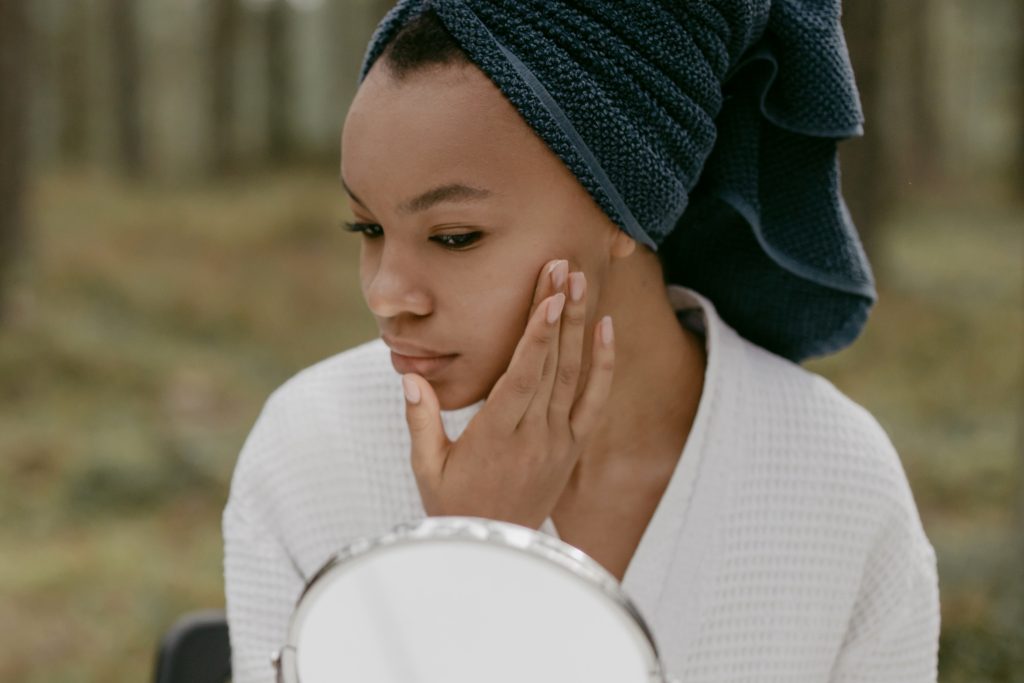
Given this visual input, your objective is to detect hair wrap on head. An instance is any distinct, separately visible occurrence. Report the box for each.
[358,0,876,362]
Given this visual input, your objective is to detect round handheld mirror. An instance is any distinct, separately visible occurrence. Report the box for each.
[274,516,677,683]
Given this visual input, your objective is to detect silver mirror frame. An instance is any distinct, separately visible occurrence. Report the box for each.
[273,516,678,683]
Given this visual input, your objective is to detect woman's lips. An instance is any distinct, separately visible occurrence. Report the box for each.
[389,350,458,377]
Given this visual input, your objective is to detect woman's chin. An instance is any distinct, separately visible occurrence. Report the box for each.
[433,380,488,413]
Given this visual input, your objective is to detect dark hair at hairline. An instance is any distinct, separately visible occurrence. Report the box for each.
[380,9,471,79]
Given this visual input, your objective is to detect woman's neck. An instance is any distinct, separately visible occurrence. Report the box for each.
[567,251,707,491]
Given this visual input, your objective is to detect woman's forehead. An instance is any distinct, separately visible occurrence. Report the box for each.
[345,62,527,150]
[341,64,572,211]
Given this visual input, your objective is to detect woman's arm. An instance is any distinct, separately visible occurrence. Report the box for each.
[222,390,308,683]
[829,531,941,682]
[223,496,305,683]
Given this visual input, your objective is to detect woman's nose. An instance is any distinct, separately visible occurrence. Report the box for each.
[364,249,432,319]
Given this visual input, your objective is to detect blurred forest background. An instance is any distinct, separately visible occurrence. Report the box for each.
[0,0,1021,681]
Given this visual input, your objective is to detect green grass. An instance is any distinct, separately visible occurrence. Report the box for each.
[1,169,1021,681]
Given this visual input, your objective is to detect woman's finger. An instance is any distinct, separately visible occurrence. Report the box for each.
[533,259,566,311]
[546,270,587,423]
[483,292,566,433]
[525,265,572,424]
[402,373,451,481]
[532,260,566,394]
[569,315,615,440]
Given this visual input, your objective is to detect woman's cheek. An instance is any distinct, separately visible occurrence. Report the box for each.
[472,296,528,384]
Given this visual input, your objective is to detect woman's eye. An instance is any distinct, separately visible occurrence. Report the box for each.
[342,221,383,238]
[342,222,482,251]
[431,232,482,250]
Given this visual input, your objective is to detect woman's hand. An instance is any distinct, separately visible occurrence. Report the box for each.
[401,259,616,529]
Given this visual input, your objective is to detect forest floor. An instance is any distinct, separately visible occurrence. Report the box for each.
[1,169,1021,682]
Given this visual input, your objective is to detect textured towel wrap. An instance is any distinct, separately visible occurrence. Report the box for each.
[358,1,876,362]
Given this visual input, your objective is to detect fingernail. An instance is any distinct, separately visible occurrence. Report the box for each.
[569,272,585,302]
[547,293,566,324]
[402,375,421,404]
[600,316,613,345]
[551,260,568,290]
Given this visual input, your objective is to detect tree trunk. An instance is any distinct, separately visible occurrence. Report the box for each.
[58,0,89,161]
[210,0,240,173]
[265,0,290,163]
[839,0,890,261]
[1017,0,1024,620]
[1018,2,1024,200]
[0,0,30,325]
[905,0,940,190]
[110,0,144,177]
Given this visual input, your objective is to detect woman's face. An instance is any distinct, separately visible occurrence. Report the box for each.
[341,60,626,410]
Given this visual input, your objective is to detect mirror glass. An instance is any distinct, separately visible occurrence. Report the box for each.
[291,529,658,683]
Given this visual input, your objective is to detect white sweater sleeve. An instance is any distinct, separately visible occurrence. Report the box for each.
[829,538,940,682]
[223,394,307,683]
[826,411,942,683]
[223,500,305,683]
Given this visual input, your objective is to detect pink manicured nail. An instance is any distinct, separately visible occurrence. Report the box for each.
[547,293,566,323]
[569,272,585,302]
[402,375,421,404]
[551,260,568,290]
[600,316,614,345]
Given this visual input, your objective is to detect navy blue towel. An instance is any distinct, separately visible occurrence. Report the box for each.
[359,1,876,362]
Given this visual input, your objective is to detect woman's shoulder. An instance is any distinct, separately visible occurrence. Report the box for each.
[253,337,410,440]
[227,338,405,492]
[691,289,925,535]
[270,336,396,409]
[675,286,900,491]
[687,287,895,468]
[735,334,901,476]
[719,328,932,553]
[225,338,422,576]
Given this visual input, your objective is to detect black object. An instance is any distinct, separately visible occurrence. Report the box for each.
[153,610,231,683]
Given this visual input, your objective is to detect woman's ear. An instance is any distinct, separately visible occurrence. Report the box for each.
[609,227,637,259]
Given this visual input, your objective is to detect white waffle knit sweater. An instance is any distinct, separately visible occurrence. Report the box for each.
[223,286,940,683]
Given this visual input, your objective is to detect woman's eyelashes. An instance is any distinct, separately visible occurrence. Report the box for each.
[432,232,482,249]
[341,221,483,250]
[342,221,383,238]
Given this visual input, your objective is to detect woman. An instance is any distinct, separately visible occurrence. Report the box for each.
[223,2,940,682]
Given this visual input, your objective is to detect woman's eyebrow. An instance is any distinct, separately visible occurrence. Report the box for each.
[342,177,493,214]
